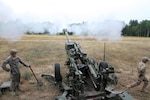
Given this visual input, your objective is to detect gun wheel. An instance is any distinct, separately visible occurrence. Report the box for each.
[99,61,109,69]
[55,63,62,82]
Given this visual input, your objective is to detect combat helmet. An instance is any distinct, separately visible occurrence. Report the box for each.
[10,49,17,55]
[142,57,150,63]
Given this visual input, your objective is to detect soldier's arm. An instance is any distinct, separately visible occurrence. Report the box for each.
[1,59,10,72]
[18,57,29,67]
[138,63,145,76]
[139,67,145,75]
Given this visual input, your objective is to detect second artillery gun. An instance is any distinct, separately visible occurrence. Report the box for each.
[41,29,134,100]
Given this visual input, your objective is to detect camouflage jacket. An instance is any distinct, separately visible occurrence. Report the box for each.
[137,62,146,77]
[1,56,28,74]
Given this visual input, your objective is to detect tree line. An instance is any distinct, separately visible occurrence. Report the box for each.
[122,20,150,37]
[25,19,150,37]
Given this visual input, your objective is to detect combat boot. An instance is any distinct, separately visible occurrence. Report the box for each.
[140,89,148,93]
[11,90,20,96]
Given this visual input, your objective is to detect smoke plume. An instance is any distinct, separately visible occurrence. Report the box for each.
[0,0,125,41]
[68,20,125,41]
[0,1,24,40]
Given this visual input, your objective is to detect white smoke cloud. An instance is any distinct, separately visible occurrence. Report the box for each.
[0,20,26,40]
[0,1,13,23]
[68,20,125,41]
[0,0,125,41]
[0,1,22,40]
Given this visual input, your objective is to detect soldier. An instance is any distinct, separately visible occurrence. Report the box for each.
[126,57,149,92]
[1,49,30,94]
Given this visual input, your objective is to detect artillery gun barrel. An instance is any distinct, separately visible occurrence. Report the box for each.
[63,29,71,42]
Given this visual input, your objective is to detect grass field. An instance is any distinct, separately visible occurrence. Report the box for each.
[0,35,150,100]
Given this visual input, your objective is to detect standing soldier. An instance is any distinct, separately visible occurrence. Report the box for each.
[1,49,30,95]
[127,57,149,92]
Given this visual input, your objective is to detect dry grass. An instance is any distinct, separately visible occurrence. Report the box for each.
[0,35,150,100]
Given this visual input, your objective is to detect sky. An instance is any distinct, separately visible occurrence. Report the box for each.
[1,0,150,23]
[0,0,150,40]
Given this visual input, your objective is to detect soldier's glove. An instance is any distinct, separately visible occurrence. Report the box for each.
[6,69,10,72]
[26,65,30,67]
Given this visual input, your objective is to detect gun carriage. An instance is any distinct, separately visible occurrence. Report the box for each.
[41,29,134,100]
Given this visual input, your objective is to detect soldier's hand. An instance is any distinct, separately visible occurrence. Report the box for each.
[6,69,10,72]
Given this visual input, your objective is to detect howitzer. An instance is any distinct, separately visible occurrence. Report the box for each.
[41,29,134,100]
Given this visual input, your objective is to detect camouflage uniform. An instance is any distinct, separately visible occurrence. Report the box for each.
[129,57,149,91]
[1,49,29,91]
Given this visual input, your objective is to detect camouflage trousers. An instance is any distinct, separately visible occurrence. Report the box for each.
[130,75,149,90]
[10,73,21,91]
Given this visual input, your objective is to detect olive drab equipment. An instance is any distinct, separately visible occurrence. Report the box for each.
[41,29,134,100]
